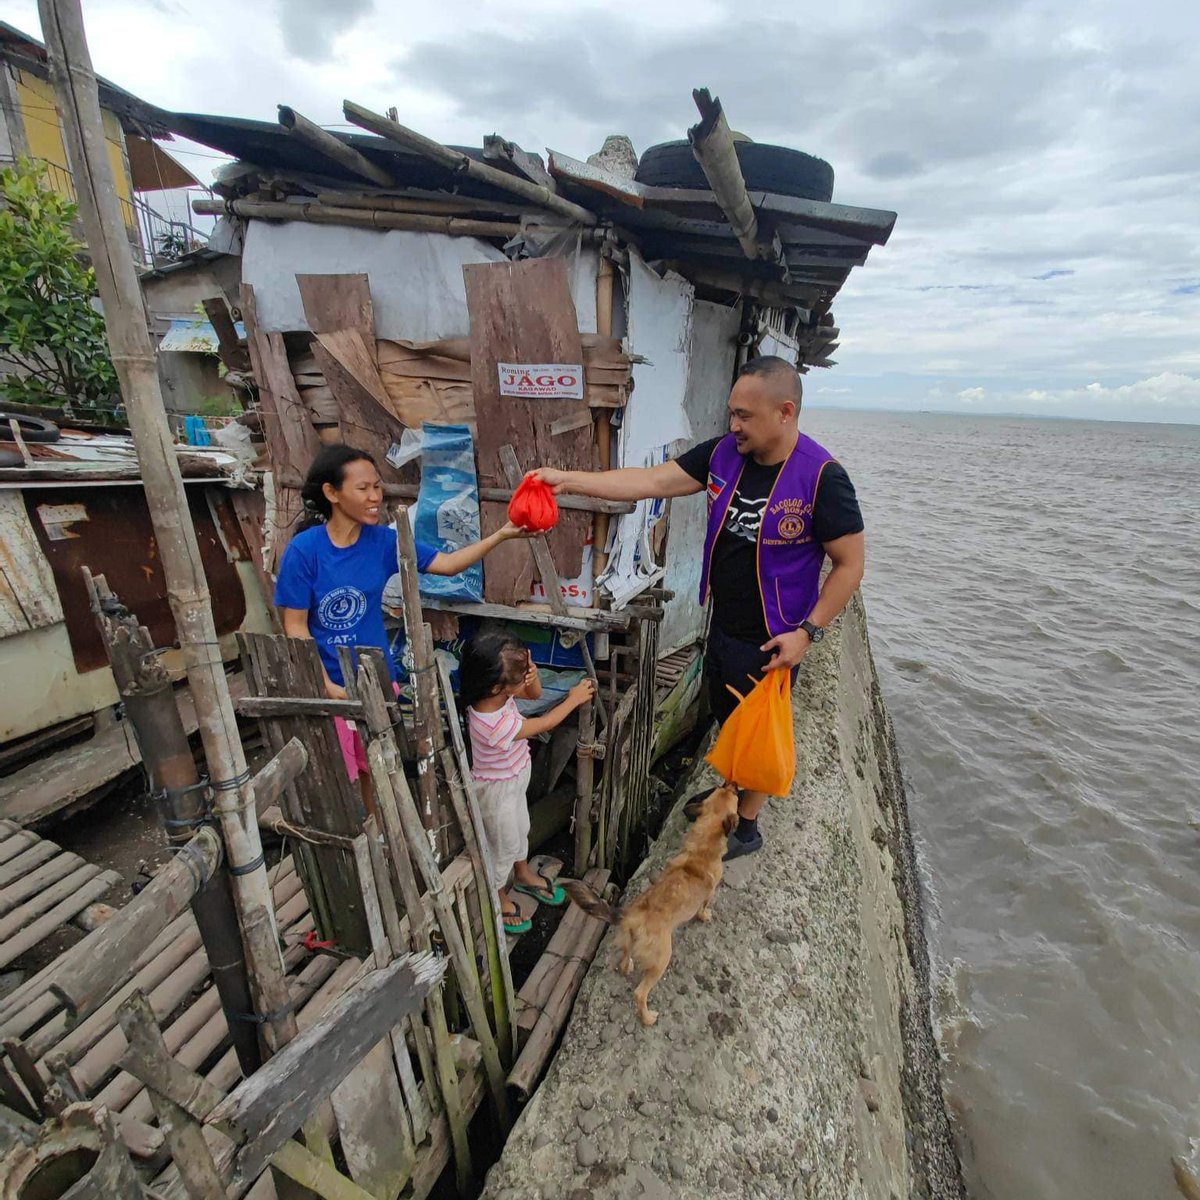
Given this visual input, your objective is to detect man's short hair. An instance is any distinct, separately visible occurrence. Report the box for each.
[739,355,802,408]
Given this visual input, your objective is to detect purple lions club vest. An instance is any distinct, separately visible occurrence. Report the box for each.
[698,432,836,639]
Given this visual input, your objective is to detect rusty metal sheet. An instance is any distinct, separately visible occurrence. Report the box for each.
[23,485,247,674]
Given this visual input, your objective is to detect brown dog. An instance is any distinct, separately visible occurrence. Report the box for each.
[563,786,739,1026]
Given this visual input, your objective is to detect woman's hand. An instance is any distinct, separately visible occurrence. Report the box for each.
[325,679,349,701]
[498,520,536,540]
[568,678,596,708]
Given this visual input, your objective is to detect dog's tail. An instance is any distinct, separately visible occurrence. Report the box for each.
[561,879,621,925]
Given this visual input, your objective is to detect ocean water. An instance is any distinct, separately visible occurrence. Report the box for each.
[804,409,1200,1200]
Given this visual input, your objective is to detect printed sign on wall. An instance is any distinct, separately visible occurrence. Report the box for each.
[497,363,585,400]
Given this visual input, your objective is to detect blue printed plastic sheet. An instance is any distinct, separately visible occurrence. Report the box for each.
[413,423,483,603]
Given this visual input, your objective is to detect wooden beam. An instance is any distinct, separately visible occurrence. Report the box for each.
[193,197,519,239]
[117,992,226,1200]
[39,0,297,1052]
[687,88,774,263]
[342,100,598,226]
[381,481,635,516]
[414,595,636,632]
[208,953,446,1189]
[482,135,556,191]
[278,106,395,187]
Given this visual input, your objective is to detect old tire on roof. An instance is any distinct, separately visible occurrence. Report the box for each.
[0,413,61,443]
[635,140,835,203]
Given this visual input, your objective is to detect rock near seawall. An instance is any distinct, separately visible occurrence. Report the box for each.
[482,596,964,1200]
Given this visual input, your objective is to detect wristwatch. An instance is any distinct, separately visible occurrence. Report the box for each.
[799,620,825,644]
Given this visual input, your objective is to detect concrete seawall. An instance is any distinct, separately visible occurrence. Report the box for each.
[482,597,963,1200]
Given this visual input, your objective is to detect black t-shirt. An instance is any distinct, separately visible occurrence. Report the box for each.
[674,436,864,643]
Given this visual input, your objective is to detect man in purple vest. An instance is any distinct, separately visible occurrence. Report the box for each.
[533,356,865,861]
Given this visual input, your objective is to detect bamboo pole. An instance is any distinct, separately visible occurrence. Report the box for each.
[507,884,610,1096]
[359,674,510,1133]
[316,189,527,217]
[356,669,470,1193]
[342,100,598,225]
[393,516,446,855]
[687,88,774,263]
[39,0,296,1053]
[278,106,395,187]
[192,197,518,239]
[434,660,517,1063]
[49,827,222,1020]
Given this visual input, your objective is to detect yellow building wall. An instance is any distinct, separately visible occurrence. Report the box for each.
[13,70,137,233]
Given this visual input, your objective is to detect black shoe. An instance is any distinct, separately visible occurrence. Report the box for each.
[723,828,763,861]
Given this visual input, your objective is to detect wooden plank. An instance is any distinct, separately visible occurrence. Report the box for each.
[241,285,319,472]
[239,634,368,953]
[296,274,374,347]
[228,489,275,618]
[463,258,594,604]
[209,954,446,1190]
[241,284,318,569]
[414,596,633,632]
[311,330,410,482]
[117,992,226,1200]
[0,490,64,636]
[381,481,633,515]
[329,836,414,1198]
[0,675,247,828]
[360,821,428,1139]
[547,149,646,207]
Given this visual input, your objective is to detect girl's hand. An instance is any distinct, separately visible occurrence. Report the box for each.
[325,680,349,701]
[499,520,536,540]
[568,678,596,708]
[523,659,539,690]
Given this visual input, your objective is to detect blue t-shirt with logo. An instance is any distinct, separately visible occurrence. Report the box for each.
[274,524,437,686]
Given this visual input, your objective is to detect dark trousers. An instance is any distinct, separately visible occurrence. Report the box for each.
[703,623,800,728]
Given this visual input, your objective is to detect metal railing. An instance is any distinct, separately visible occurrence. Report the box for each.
[1,155,211,268]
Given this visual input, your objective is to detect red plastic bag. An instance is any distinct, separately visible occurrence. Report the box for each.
[508,474,559,532]
[705,669,795,796]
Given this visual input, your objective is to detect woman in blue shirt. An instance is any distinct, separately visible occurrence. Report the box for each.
[275,444,528,798]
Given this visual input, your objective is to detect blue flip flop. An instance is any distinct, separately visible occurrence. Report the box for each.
[513,871,566,906]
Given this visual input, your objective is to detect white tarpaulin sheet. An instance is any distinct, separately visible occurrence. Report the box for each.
[242,221,601,339]
[242,222,506,338]
[599,252,695,607]
[657,298,742,651]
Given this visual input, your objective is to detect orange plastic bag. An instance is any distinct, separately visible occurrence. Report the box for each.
[508,474,559,532]
[705,668,795,796]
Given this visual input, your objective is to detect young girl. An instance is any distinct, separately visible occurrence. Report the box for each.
[459,634,596,934]
[275,444,529,803]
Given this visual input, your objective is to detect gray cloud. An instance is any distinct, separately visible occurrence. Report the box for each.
[277,0,373,64]
[12,0,1194,421]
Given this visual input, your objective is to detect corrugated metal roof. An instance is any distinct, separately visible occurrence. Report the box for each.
[159,317,245,354]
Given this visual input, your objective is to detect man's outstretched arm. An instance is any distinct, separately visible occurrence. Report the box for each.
[532,462,702,503]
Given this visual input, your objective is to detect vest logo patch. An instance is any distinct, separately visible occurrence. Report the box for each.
[706,473,726,504]
[777,513,806,540]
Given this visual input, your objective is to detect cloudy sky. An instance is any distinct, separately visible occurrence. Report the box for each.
[12,0,1200,422]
